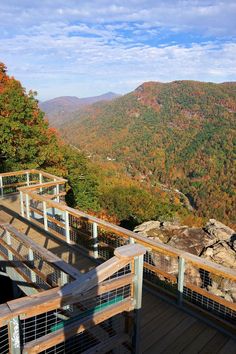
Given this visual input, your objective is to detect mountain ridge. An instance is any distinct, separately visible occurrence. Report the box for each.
[39,92,120,125]
[58,80,236,227]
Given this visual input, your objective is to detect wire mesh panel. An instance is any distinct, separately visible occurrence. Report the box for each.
[33,251,69,287]
[2,174,28,195]
[38,313,130,354]
[97,227,129,260]
[0,242,9,257]
[76,284,132,314]
[30,198,44,223]
[0,325,9,354]
[183,261,236,323]
[1,230,71,289]
[142,248,178,295]
[69,214,93,249]
[21,309,64,345]
[20,278,133,352]
[29,172,40,183]
[47,217,66,238]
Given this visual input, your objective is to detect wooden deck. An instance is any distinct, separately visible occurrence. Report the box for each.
[0,196,235,354]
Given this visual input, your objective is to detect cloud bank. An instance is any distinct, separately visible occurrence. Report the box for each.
[0,0,235,99]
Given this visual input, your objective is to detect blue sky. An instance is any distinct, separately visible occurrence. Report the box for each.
[1,0,236,100]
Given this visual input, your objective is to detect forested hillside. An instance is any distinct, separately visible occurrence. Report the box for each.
[60,81,236,227]
[0,64,192,228]
[39,92,120,126]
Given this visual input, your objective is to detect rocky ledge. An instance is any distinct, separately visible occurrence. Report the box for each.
[134,219,236,302]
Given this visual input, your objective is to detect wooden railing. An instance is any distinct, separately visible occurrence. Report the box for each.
[1,169,236,331]
[0,243,146,353]
[0,224,81,294]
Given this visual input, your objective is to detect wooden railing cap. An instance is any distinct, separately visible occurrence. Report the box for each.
[114,244,146,259]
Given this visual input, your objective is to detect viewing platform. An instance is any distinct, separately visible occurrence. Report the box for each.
[0,170,235,353]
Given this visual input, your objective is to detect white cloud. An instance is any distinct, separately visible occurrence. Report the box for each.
[0,1,235,99]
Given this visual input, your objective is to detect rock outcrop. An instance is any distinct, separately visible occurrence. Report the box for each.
[134,219,236,301]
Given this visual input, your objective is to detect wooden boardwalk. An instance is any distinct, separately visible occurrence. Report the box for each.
[0,196,235,354]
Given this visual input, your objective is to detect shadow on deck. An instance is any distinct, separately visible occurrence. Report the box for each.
[0,196,235,354]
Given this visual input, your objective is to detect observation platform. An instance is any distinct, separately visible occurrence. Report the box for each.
[0,170,235,353]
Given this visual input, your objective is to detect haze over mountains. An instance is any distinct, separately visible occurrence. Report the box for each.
[39,92,120,125]
[55,80,236,227]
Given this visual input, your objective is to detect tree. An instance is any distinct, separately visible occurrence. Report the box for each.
[0,63,63,172]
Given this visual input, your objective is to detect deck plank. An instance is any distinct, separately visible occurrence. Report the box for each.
[218,339,236,354]
[181,325,218,354]
[161,320,209,354]
[144,315,197,354]
[199,332,232,354]
[141,306,188,352]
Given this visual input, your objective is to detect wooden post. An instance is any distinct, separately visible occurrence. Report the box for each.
[0,176,3,197]
[20,191,25,217]
[25,194,30,220]
[26,172,30,186]
[28,248,36,283]
[56,184,60,202]
[9,316,21,354]
[129,237,135,244]
[64,210,70,244]
[6,230,13,261]
[92,222,98,259]
[43,201,48,231]
[177,256,185,306]
[114,244,146,354]
[39,172,43,193]
[54,179,60,202]
[132,252,144,354]
[61,271,68,287]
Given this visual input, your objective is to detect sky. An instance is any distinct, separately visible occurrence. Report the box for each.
[1,0,236,100]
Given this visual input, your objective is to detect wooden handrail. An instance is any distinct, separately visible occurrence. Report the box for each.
[0,169,66,182]
[0,244,143,322]
[0,169,32,177]
[21,189,236,280]
[22,299,134,353]
[1,169,236,301]
[0,224,81,280]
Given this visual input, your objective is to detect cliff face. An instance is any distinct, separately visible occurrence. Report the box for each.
[134,219,236,302]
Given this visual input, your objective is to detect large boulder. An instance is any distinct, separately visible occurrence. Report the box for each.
[134,221,215,255]
[204,219,235,242]
[201,241,236,268]
[134,219,236,300]
[167,228,214,256]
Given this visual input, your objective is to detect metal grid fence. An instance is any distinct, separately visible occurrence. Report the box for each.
[21,309,64,345]
[0,325,9,354]
[0,228,72,290]
[183,261,236,323]
[69,214,93,249]
[38,313,129,354]
[1,173,29,195]
[97,227,130,260]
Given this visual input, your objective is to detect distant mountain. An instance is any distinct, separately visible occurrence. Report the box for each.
[39,92,120,125]
[59,80,236,227]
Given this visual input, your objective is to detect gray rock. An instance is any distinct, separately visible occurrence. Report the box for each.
[208,241,236,268]
[204,219,235,242]
[208,287,224,297]
[168,228,214,255]
[160,221,183,230]
[231,291,236,302]
[134,220,161,234]
[224,294,233,303]
[134,218,236,302]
